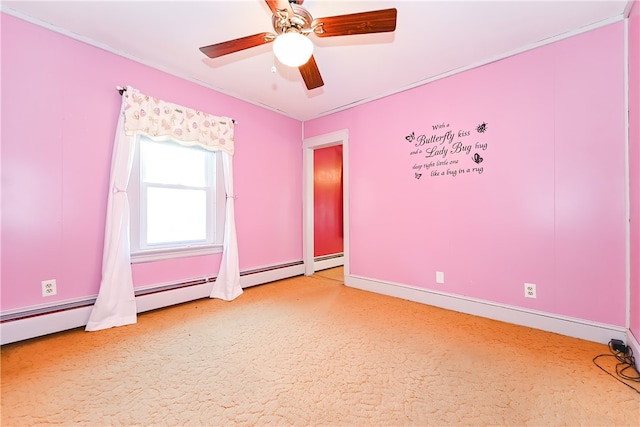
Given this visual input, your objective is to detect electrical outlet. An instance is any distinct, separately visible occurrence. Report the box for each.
[42,279,57,297]
[436,271,445,284]
[524,283,536,298]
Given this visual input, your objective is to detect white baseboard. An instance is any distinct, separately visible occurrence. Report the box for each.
[2,266,628,347]
[345,274,627,345]
[627,330,640,364]
[0,306,94,345]
[314,255,344,272]
[1,263,305,345]
[240,263,305,288]
[134,262,305,313]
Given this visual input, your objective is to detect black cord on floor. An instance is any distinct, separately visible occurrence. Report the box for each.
[592,340,640,394]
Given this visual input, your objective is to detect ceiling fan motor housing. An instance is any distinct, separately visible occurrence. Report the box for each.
[272,4,313,35]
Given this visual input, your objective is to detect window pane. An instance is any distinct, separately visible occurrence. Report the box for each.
[146,187,207,244]
[141,139,207,187]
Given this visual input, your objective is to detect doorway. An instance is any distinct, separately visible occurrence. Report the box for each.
[302,129,349,276]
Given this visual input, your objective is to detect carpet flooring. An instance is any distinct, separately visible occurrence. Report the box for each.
[1,267,639,426]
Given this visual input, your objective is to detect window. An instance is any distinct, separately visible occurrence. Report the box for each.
[129,136,225,262]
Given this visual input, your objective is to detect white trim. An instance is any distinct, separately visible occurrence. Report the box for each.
[302,129,350,277]
[131,245,223,264]
[624,13,631,331]
[1,306,95,346]
[0,295,96,318]
[134,281,213,313]
[3,269,628,346]
[239,263,305,288]
[129,137,226,262]
[626,330,640,365]
[624,0,635,18]
[345,274,627,344]
[623,0,639,366]
[1,263,304,345]
[316,16,626,119]
[0,8,286,120]
[302,140,315,277]
[1,9,624,122]
[314,255,344,272]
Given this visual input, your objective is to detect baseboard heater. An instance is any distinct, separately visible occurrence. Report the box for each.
[314,253,344,262]
[313,253,344,272]
[1,260,304,325]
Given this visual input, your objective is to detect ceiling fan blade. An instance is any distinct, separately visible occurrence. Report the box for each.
[199,32,274,59]
[299,55,324,90]
[265,0,293,18]
[313,8,397,37]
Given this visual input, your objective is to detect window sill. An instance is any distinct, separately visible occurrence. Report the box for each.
[131,245,223,264]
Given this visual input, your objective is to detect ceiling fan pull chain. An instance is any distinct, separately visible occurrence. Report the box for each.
[271,51,277,73]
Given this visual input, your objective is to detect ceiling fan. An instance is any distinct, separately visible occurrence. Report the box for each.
[199,0,397,90]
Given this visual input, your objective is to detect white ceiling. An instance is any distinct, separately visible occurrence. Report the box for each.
[2,0,630,121]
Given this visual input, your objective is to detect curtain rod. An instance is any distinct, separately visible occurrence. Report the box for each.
[116,86,238,124]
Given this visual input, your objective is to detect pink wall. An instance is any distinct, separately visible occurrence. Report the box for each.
[305,23,627,327]
[1,14,302,311]
[1,11,634,335]
[314,145,344,257]
[629,1,640,341]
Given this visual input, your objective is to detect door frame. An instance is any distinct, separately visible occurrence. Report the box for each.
[302,129,349,276]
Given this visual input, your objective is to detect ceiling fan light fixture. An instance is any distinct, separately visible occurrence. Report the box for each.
[273,31,313,67]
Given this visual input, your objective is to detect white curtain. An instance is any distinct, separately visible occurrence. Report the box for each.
[85,96,137,331]
[86,86,240,332]
[210,152,242,300]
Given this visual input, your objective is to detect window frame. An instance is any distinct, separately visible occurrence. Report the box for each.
[128,135,225,263]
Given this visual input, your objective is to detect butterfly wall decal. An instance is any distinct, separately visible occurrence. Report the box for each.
[405,132,415,143]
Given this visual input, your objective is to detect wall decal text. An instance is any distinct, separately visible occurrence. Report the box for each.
[405,122,489,179]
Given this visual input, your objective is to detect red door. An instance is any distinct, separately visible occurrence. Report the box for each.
[313,145,343,257]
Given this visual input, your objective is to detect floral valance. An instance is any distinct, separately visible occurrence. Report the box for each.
[122,87,234,155]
